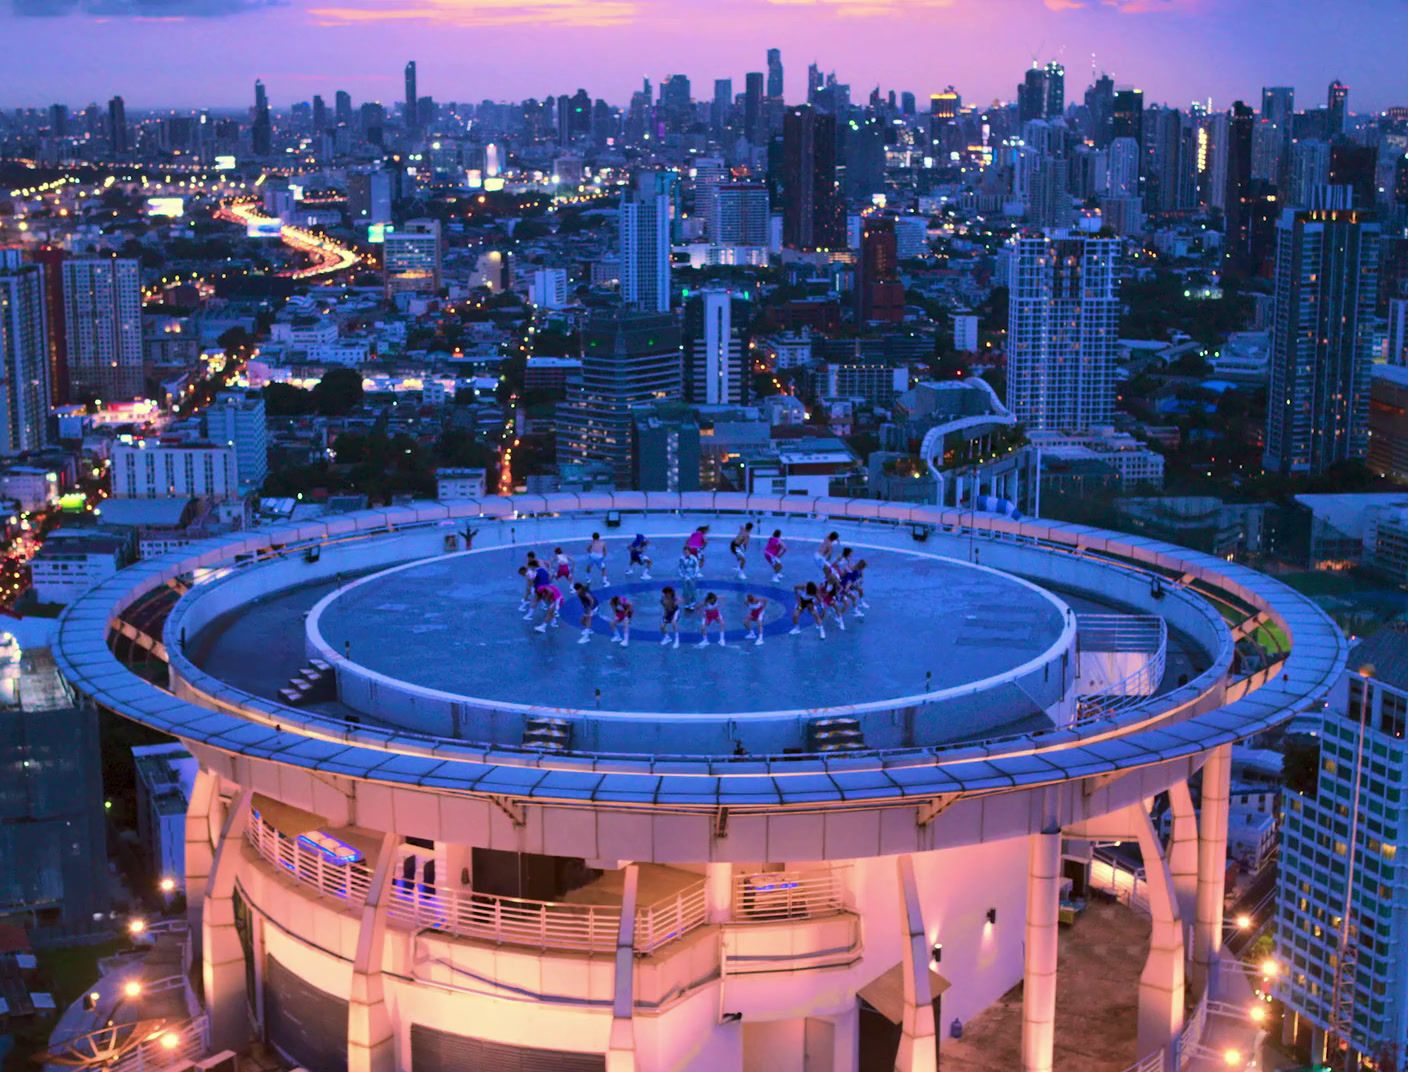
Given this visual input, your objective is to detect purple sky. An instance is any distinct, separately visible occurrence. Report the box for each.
[4,0,1407,114]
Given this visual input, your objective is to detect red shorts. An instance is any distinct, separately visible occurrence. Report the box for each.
[704,608,722,624]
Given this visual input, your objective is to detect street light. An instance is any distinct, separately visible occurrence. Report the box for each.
[159,877,177,895]
[1248,1004,1268,1025]
[1222,1048,1243,1067]
[1236,913,1252,930]
[127,918,146,936]
[122,980,143,1000]
[1260,958,1280,979]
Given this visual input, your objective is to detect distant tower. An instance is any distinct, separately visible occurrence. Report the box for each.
[0,251,52,456]
[781,105,843,252]
[766,48,784,100]
[1327,79,1349,138]
[107,95,128,155]
[251,79,272,156]
[404,61,419,130]
[619,175,672,314]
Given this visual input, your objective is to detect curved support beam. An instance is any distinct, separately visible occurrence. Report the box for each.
[1192,745,1232,997]
[895,854,937,1072]
[1022,825,1062,1072]
[202,786,253,1056]
[1166,781,1199,946]
[606,864,639,1072]
[1131,802,1186,1071]
[348,832,399,1072]
[183,768,219,943]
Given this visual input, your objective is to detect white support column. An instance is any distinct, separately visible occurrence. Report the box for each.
[1192,744,1231,996]
[1132,803,1186,1072]
[1166,781,1199,946]
[606,864,639,1072]
[202,786,253,1056]
[894,854,937,1072]
[831,1000,860,1072]
[705,862,732,925]
[1022,824,1062,1072]
[348,833,399,1072]
[183,768,219,942]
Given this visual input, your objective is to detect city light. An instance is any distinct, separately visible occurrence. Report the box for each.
[1222,1049,1243,1067]
[122,980,143,1000]
[127,918,146,935]
[159,877,177,894]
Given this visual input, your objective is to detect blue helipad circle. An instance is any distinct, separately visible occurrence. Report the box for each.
[310,537,1069,717]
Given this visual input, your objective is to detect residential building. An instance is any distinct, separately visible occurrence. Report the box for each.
[620,175,672,313]
[529,268,569,310]
[1263,197,1380,475]
[558,311,683,485]
[952,314,979,353]
[0,251,51,456]
[709,182,770,247]
[1369,365,1408,482]
[1006,232,1120,432]
[204,390,268,494]
[1030,427,1166,489]
[782,106,844,252]
[632,407,701,492]
[689,289,744,406]
[29,532,124,605]
[112,440,239,501]
[383,218,443,298]
[1388,298,1408,367]
[856,214,905,324]
[133,743,198,889]
[435,467,487,501]
[61,256,143,401]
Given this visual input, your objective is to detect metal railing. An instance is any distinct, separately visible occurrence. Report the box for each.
[1090,850,1151,916]
[731,868,850,923]
[636,881,709,954]
[109,1015,209,1072]
[1077,614,1169,722]
[1111,989,1207,1072]
[246,813,715,955]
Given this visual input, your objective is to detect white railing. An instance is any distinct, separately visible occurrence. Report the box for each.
[247,815,712,955]
[1077,614,1169,721]
[636,881,709,954]
[109,1014,209,1072]
[731,868,850,923]
[385,882,621,953]
[1111,989,1208,1072]
[1090,852,1151,916]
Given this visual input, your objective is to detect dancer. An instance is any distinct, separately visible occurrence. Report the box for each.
[685,525,710,569]
[789,581,827,638]
[517,559,552,620]
[743,593,767,646]
[626,533,653,580]
[532,581,564,633]
[815,531,840,575]
[659,586,682,648]
[763,529,787,582]
[730,522,754,580]
[677,545,701,610]
[608,594,634,646]
[844,558,869,618]
[819,576,847,631]
[699,592,726,647]
[553,547,574,586]
[573,582,598,644]
[585,532,610,586]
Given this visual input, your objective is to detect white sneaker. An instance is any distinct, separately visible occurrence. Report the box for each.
[718,636,727,647]
[737,570,746,580]
[611,635,621,644]
[788,626,802,636]
[754,637,764,647]
[697,638,708,648]
[577,632,591,644]
[818,627,826,639]
[533,623,547,634]
[672,637,680,648]
[837,617,846,631]
[659,635,671,646]
[621,638,629,648]
[602,579,610,587]
[522,611,535,621]
[855,609,865,619]
[641,571,652,580]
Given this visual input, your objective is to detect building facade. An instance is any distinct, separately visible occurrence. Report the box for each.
[112,441,240,501]
[620,177,672,314]
[205,391,268,495]
[61,256,143,401]
[0,251,52,457]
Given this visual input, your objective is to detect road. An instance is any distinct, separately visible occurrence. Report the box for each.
[216,198,362,279]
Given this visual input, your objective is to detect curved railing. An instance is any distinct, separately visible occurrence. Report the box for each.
[1076,614,1169,722]
[246,812,709,955]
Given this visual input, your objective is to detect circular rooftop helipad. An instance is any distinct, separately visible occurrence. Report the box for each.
[307,536,1073,722]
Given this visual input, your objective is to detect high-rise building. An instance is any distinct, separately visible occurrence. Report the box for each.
[382,218,443,298]
[1263,195,1380,474]
[61,256,142,401]
[348,169,392,226]
[709,182,770,247]
[766,48,784,100]
[252,79,272,157]
[1276,624,1408,1066]
[311,94,327,133]
[689,289,744,405]
[1112,87,1144,146]
[107,94,128,154]
[204,390,268,495]
[334,89,352,127]
[0,251,51,457]
[1329,141,1378,209]
[781,105,844,252]
[856,214,905,324]
[1044,61,1065,118]
[619,176,671,314]
[1223,101,1256,272]
[1289,139,1331,208]
[30,246,67,405]
[1029,156,1074,230]
[404,61,418,130]
[559,311,683,485]
[1389,298,1408,367]
[1006,232,1120,432]
[1017,65,1048,123]
[1107,136,1141,198]
[1260,86,1295,130]
[529,268,569,310]
[1327,78,1350,138]
[1085,73,1115,147]
[711,78,732,135]
[744,71,765,144]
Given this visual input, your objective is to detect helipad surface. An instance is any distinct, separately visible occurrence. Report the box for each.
[309,537,1070,717]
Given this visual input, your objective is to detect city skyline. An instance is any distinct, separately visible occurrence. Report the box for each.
[4,0,1408,112]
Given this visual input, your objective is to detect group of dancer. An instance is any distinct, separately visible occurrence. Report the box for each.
[515,522,868,648]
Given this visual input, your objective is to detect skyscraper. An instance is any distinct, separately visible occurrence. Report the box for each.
[1222,101,1256,272]
[382,219,443,298]
[0,251,52,457]
[107,95,127,155]
[781,105,843,252]
[1018,65,1048,123]
[766,48,784,100]
[1328,141,1378,208]
[204,390,268,495]
[709,182,770,246]
[690,289,744,405]
[1327,78,1350,138]
[1289,139,1331,208]
[1043,61,1065,118]
[1006,232,1120,432]
[1112,87,1144,146]
[619,175,671,314]
[1263,194,1380,475]
[559,311,683,485]
[251,79,272,157]
[334,90,353,127]
[744,71,765,144]
[312,94,327,133]
[711,78,733,135]
[61,257,142,402]
[404,61,418,130]
[856,214,905,324]
[1085,73,1115,147]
